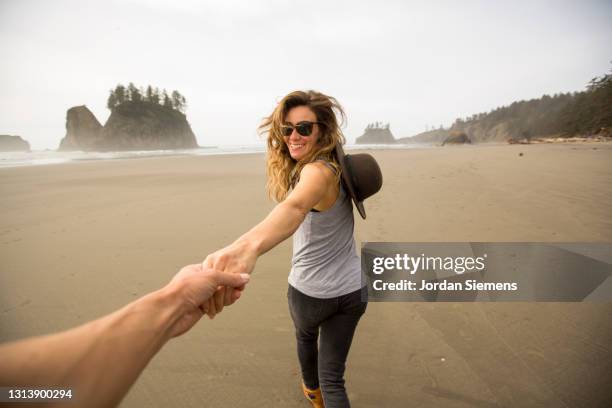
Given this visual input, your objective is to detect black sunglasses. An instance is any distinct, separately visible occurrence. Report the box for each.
[280,121,320,137]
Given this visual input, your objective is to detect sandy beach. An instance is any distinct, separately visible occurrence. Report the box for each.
[1,143,612,407]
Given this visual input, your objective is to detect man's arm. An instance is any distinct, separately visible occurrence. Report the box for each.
[0,265,250,408]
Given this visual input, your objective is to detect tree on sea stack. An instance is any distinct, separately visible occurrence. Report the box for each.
[171,90,187,113]
[115,85,126,105]
[128,83,142,103]
[106,92,116,111]
[145,85,154,102]
[106,83,188,113]
[162,89,173,109]
[151,87,160,105]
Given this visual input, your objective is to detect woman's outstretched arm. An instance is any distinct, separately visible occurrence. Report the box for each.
[203,162,335,316]
[240,162,335,255]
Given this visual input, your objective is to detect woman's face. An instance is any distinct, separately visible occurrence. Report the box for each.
[283,105,320,161]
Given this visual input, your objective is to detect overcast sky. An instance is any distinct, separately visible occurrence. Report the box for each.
[1,0,610,150]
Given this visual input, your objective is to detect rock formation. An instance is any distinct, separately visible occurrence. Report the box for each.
[442,131,471,145]
[397,128,450,145]
[356,123,396,144]
[58,106,103,151]
[100,102,198,150]
[0,135,30,152]
[58,102,198,151]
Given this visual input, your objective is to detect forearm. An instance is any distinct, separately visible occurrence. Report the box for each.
[0,287,184,407]
[227,163,332,260]
[236,200,306,256]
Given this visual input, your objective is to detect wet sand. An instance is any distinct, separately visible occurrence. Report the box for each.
[1,143,611,407]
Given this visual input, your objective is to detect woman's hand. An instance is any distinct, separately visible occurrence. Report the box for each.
[202,240,259,318]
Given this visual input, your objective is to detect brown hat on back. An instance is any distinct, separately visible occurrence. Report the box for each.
[334,144,383,219]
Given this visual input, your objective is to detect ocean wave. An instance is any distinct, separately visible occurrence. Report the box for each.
[0,144,428,169]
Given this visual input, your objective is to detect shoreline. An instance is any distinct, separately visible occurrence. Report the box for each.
[2,140,611,170]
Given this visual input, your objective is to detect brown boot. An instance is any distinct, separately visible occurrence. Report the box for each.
[302,382,325,408]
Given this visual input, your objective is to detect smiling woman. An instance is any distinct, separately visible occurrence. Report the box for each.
[262,90,345,202]
[201,90,367,407]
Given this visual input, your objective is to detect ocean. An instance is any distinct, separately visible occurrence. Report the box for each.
[0,144,430,169]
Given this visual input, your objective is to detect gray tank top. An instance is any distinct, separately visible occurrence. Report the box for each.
[288,163,363,298]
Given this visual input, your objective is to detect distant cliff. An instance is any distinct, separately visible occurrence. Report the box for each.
[58,83,198,151]
[401,67,611,144]
[355,123,396,144]
[0,135,30,152]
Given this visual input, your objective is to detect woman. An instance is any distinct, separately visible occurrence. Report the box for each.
[203,90,367,408]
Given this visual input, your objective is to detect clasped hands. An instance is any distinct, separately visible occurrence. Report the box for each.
[163,241,256,338]
[200,240,258,319]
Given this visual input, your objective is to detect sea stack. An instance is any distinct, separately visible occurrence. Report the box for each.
[0,135,30,152]
[100,101,198,151]
[58,106,104,151]
[356,122,396,144]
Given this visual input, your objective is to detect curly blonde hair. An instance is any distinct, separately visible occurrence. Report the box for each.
[258,90,346,202]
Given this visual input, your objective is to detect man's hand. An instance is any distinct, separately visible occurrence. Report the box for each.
[166,264,250,337]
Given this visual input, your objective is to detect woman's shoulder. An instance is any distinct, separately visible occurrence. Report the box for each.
[300,160,341,211]
[310,154,340,174]
[302,160,337,182]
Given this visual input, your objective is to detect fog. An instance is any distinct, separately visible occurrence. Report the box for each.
[1,0,610,149]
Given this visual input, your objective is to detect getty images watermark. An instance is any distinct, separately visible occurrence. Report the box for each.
[361,243,612,302]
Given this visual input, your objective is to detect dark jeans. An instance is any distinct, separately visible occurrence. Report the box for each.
[287,285,367,408]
